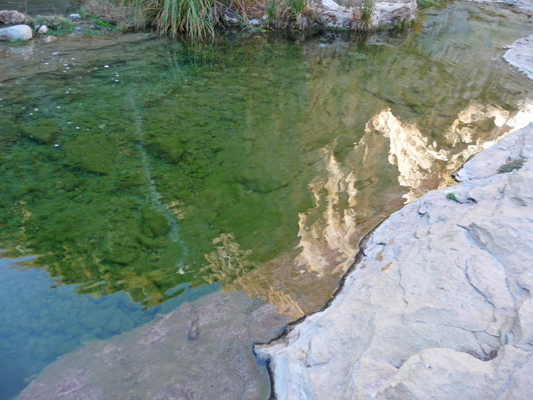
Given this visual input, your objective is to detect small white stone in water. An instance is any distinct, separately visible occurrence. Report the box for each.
[54,144,59,147]
[104,65,109,68]
[76,127,80,129]
[66,67,69,70]
[94,68,97,70]
[66,91,69,94]
[35,109,38,111]
[115,80,119,82]
[29,112,33,115]
[44,62,49,65]
[300,270,305,274]
[68,122,71,124]
[71,58,75,60]
[22,107,25,109]
[57,106,61,108]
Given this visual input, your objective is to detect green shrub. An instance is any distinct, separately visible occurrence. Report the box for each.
[498,158,525,174]
[446,192,459,202]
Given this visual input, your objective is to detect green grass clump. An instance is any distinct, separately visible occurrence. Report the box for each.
[83,28,101,35]
[287,0,307,16]
[140,0,215,39]
[446,192,459,202]
[416,0,445,9]
[92,18,114,28]
[498,158,525,173]
[7,39,30,46]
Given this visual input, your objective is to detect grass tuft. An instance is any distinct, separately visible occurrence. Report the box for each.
[446,192,459,202]
[498,158,525,174]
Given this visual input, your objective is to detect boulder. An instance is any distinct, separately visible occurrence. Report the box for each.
[0,24,32,41]
[310,0,416,29]
[0,10,28,25]
[68,13,82,21]
[257,123,533,399]
[42,35,57,43]
[37,25,48,34]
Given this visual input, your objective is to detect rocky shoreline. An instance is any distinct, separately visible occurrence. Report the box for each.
[257,41,533,397]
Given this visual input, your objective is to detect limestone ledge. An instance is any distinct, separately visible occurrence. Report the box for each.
[257,122,533,399]
[310,0,417,30]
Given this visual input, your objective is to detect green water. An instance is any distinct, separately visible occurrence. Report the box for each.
[1,2,533,312]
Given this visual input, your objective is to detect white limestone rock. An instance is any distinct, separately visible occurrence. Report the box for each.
[503,35,533,82]
[311,0,416,29]
[257,123,533,399]
[37,25,48,35]
[0,24,32,41]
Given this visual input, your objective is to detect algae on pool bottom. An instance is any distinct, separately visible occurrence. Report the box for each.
[1,2,533,319]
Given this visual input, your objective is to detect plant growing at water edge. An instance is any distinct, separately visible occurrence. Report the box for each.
[498,158,525,173]
[138,0,215,39]
[7,39,29,46]
[351,0,374,31]
[416,0,446,10]
[446,192,459,202]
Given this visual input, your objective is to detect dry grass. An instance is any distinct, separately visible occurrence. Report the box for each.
[80,0,137,24]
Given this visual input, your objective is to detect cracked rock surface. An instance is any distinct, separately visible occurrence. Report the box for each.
[257,123,533,399]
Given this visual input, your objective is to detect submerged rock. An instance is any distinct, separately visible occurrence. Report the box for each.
[257,123,533,399]
[0,24,32,41]
[16,291,287,400]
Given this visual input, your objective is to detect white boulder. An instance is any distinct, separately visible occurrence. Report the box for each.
[0,24,32,41]
[37,25,48,34]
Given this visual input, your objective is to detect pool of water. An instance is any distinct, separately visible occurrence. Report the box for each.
[1,2,533,398]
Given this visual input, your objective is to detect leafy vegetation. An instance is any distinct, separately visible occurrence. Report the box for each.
[498,158,525,174]
[7,39,30,46]
[416,0,446,10]
[446,192,459,202]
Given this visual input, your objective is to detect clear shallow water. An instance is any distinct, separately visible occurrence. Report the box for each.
[0,256,218,399]
[1,2,533,397]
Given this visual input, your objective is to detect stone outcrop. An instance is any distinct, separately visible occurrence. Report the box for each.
[16,291,287,400]
[0,10,28,25]
[0,24,32,41]
[257,123,533,399]
[503,35,533,81]
[310,0,416,30]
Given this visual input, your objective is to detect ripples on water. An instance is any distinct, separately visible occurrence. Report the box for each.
[1,2,533,397]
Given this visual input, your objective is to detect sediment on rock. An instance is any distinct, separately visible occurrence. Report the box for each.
[257,123,533,399]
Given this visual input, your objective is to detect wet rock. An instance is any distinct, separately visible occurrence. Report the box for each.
[258,123,533,399]
[37,25,48,35]
[16,291,287,400]
[43,35,57,43]
[250,18,261,26]
[0,10,28,25]
[0,24,32,41]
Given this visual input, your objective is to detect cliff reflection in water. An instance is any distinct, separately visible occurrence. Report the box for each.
[1,3,533,320]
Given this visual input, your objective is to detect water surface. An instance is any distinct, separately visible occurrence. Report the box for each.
[1,2,533,397]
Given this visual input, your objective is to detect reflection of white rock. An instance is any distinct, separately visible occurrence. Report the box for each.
[368,102,533,202]
[366,109,448,202]
[295,101,533,279]
[296,141,359,276]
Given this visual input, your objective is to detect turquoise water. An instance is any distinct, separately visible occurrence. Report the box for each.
[0,256,218,399]
[1,3,533,397]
